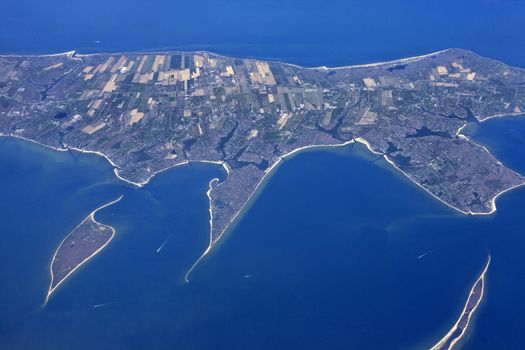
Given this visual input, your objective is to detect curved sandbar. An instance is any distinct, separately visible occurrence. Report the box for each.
[45,195,123,304]
[184,140,355,282]
[430,254,491,350]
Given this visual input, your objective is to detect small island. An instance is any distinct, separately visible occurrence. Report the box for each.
[431,254,491,350]
[45,196,123,303]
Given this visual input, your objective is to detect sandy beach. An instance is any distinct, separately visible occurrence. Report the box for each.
[44,195,124,305]
[430,255,492,350]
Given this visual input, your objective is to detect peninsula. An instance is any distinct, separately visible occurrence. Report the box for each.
[45,195,123,303]
[1,49,524,279]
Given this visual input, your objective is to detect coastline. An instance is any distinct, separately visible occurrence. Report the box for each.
[3,130,522,283]
[184,140,356,282]
[0,133,227,188]
[289,49,452,71]
[354,137,470,216]
[2,48,525,285]
[455,114,525,216]
[477,111,525,123]
[184,129,515,281]
[430,254,492,350]
[1,47,452,71]
[0,50,76,58]
[184,177,220,282]
[44,195,124,305]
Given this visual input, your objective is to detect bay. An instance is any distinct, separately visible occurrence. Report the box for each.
[1,0,525,348]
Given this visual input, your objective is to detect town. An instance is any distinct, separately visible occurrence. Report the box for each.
[1,48,524,247]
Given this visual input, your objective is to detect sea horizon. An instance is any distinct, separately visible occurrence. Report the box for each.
[1,0,525,348]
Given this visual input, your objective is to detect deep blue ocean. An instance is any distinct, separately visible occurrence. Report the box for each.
[1,0,525,349]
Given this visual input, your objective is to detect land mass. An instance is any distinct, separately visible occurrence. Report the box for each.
[1,49,524,277]
[45,196,123,303]
[431,254,491,350]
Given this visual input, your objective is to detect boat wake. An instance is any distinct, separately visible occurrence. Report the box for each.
[156,234,173,253]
